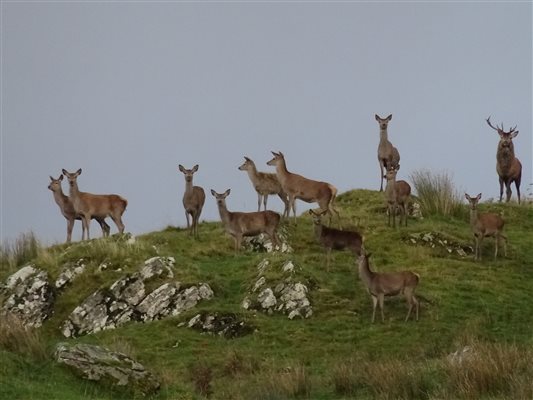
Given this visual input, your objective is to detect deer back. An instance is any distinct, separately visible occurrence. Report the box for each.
[226,210,280,237]
[371,270,419,296]
[78,192,128,218]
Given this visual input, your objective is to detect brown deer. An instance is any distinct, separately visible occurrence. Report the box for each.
[48,175,111,243]
[376,114,400,192]
[309,209,363,271]
[178,164,206,239]
[486,116,522,204]
[238,156,290,218]
[266,151,340,225]
[465,193,507,261]
[211,189,281,252]
[61,169,128,240]
[384,164,411,227]
[357,251,420,323]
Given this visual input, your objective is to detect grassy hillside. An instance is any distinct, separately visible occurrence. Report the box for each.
[1,189,533,399]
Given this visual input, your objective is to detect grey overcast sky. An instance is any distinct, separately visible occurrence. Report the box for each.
[1,1,532,245]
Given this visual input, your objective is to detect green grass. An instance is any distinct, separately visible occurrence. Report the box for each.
[1,189,533,399]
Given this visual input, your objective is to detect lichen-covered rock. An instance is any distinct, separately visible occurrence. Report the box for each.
[2,265,55,327]
[242,259,313,319]
[62,270,213,338]
[403,231,473,257]
[243,227,293,253]
[55,259,87,290]
[55,343,160,395]
[140,256,175,280]
[187,312,254,339]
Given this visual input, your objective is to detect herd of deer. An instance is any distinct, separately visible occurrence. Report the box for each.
[48,115,522,323]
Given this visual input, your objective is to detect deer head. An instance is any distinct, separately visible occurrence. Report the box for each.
[238,157,254,171]
[465,193,482,209]
[61,168,82,188]
[178,164,199,183]
[266,151,284,167]
[210,189,231,207]
[486,116,519,149]
[375,114,392,130]
[48,175,64,192]
[308,209,328,225]
[384,164,400,180]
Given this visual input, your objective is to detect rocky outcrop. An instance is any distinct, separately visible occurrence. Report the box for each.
[403,231,473,257]
[187,312,254,339]
[55,259,87,290]
[61,257,213,337]
[1,265,55,327]
[241,259,313,319]
[243,227,293,253]
[55,343,160,395]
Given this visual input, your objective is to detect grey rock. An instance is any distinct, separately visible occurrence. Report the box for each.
[187,312,254,339]
[55,343,160,395]
[55,259,87,290]
[2,265,55,327]
[140,256,175,280]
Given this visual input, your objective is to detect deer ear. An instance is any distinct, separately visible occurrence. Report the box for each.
[49,176,54,181]
[76,168,82,175]
[271,151,277,156]
[387,114,392,121]
[244,156,251,161]
[278,151,284,157]
[396,164,400,171]
[224,189,231,197]
[464,193,470,200]
[59,174,63,181]
[192,164,199,172]
[178,164,185,172]
[62,168,68,175]
[511,131,519,138]
[210,189,216,196]
[477,193,482,200]
[375,114,379,121]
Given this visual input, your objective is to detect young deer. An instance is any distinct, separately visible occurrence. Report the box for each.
[48,175,111,243]
[357,252,420,323]
[178,164,206,238]
[238,156,290,218]
[486,116,522,204]
[465,193,507,261]
[266,151,340,225]
[384,164,411,228]
[309,209,363,271]
[376,114,401,192]
[211,189,281,252]
[61,169,128,240]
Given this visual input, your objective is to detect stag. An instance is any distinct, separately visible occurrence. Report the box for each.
[486,116,522,204]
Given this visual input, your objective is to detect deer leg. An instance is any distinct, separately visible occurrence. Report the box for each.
[402,203,408,226]
[494,235,499,259]
[325,248,332,271]
[290,197,297,223]
[257,193,262,212]
[185,210,190,230]
[82,214,91,240]
[392,204,396,228]
[379,161,384,192]
[499,177,504,202]
[378,293,385,322]
[66,218,74,243]
[235,234,242,253]
[110,214,125,234]
[194,213,201,239]
[505,181,512,203]
[371,295,378,323]
[404,289,414,322]
[95,218,110,237]
[477,235,483,261]
[515,178,521,204]
[387,204,391,227]
[263,195,268,212]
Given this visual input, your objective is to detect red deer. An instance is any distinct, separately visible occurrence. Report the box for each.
[238,156,290,218]
[357,252,420,323]
[309,209,363,271]
[266,151,339,225]
[384,164,411,227]
[178,164,205,239]
[48,175,110,243]
[465,193,507,261]
[486,116,522,204]
[211,189,280,252]
[376,114,400,192]
[61,169,128,240]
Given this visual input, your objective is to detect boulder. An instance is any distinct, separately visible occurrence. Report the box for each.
[2,265,55,327]
[187,312,254,339]
[55,259,87,290]
[55,343,160,395]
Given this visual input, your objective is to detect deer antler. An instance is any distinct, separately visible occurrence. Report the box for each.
[508,124,518,134]
[486,116,500,132]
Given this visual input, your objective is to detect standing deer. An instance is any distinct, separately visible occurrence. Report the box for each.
[384,164,411,228]
[357,251,420,323]
[465,193,507,261]
[486,116,522,204]
[376,114,401,192]
[178,164,206,239]
[61,169,128,240]
[266,151,340,225]
[48,175,111,243]
[238,156,290,218]
[309,209,363,271]
[211,189,281,252]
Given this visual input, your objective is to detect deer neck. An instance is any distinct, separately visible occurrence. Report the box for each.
[469,207,478,227]
[216,201,231,224]
[184,179,194,195]
[274,159,290,183]
[379,129,389,144]
[358,258,375,288]
[497,145,515,172]
[246,164,260,183]
[313,223,323,241]
[384,177,396,200]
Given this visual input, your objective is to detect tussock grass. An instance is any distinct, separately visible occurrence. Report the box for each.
[0,232,40,272]
[257,363,312,399]
[410,169,464,218]
[0,313,47,361]
[444,341,533,399]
